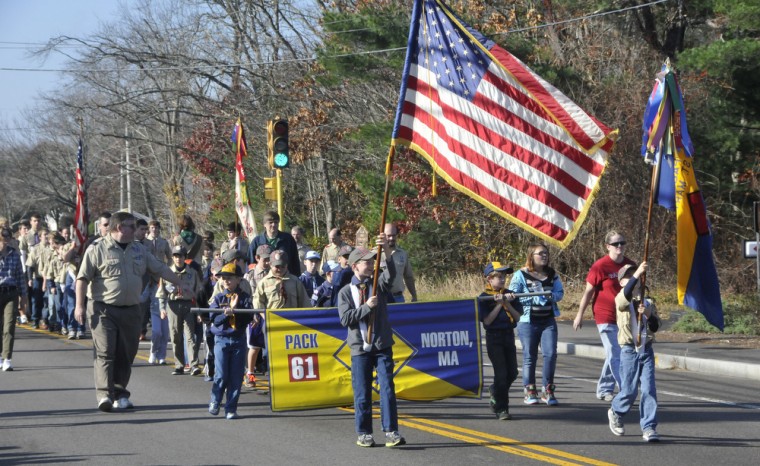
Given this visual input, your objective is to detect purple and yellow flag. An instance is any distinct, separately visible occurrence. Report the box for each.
[642,64,723,330]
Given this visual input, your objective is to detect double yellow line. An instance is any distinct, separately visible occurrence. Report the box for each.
[340,407,615,465]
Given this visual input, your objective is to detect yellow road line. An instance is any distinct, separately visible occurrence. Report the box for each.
[338,407,616,466]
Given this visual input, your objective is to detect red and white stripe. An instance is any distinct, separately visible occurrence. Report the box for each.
[395,49,616,246]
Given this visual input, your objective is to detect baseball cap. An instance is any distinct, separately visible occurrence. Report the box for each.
[255,244,273,259]
[218,262,243,277]
[617,263,636,283]
[222,249,245,264]
[348,246,376,266]
[305,250,321,261]
[172,245,187,256]
[322,260,341,273]
[338,245,353,257]
[271,250,288,267]
[483,261,514,277]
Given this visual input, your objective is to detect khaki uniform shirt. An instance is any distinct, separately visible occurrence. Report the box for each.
[254,271,310,310]
[221,237,250,261]
[381,247,417,298]
[156,264,201,303]
[321,241,347,264]
[25,243,45,280]
[77,235,170,306]
[146,235,173,264]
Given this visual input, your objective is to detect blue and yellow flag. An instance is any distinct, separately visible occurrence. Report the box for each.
[266,300,482,411]
[642,64,723,330]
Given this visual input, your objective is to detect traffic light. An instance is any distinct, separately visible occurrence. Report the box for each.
[268,118,289,169]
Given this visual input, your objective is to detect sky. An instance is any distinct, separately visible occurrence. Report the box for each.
[0,0,121,133]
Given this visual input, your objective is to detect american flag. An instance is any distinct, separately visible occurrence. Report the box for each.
[73,139,88,252]
[392,0,618,247]
[232,119,258,240]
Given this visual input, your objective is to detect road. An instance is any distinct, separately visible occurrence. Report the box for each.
[1,327,758,465]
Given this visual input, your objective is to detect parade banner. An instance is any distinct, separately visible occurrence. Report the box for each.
[266,299,482,411]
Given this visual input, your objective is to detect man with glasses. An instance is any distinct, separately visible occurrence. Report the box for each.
[0,226,28,371]
[573,230,635,401]
[75,211,191,412]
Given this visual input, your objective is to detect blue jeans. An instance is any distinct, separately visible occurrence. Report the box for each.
[485,328,518,411]
[351,347,398,434]
[65,273,85,332]
[149,295,169,360]
[46,284,58,325]
[611,344,658,432]
[392,294,405,303]
[211,335,246,414]
[56,282,68,330]
[596,323,621,397]
[517,318,558,388]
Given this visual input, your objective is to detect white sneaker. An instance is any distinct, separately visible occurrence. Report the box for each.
[113,397,134,409]
[98,397,113,412]
[608,408,624,436]
[158,359,166,365]
[68,330,76,339]
[2,359,12,372]
[20,315,28,324]
[148,353,157,364]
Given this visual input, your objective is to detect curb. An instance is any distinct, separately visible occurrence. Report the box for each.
[514,340,760,382]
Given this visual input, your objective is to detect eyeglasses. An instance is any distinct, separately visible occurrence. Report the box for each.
[533,251,549,257]
[608,241,627,247]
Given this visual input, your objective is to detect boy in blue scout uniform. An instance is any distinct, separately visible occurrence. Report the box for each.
[477,262,521,420]
[207,262,253,420]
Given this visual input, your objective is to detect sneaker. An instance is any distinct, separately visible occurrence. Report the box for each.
[208,402,220,416]
[60,327,67,336]
[204,375,214,382]
[385,431,406,447]
[158,359,166,365]
[190,366,202,376]
[31,323,39,329]
[244,372,257,388]
[356,434,375,448]
[148,353,157,365]
[98,396,113,412]
[523,385,539,405]
[171,367,184,375]
[113,397,134,409]
[487,384,496,413]
[608,408,624,436]
[643,429,660,442]
[497,410,512,421]
[20,315,28,324]
[68,330,76,340]
[225,412,239,420]
[542,384,559,406]
[75,330,84,339]
[597,393,615,402]
[1,359,12,372]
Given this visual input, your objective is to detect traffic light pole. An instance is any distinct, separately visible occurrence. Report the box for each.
[276,168,284,231]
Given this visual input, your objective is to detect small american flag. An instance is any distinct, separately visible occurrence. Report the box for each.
[392,0,618,247]
[73,139,88,252]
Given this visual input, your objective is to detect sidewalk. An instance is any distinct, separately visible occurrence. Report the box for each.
[543,321,760,382]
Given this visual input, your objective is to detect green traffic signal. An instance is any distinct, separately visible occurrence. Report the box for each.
[272,119,289,168]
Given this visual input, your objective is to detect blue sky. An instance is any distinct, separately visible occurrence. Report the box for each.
[0,0,120,131]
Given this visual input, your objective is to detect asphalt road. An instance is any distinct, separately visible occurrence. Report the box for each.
[1,327,758,465]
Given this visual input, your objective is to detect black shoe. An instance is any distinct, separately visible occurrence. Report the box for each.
[172,368,184,375]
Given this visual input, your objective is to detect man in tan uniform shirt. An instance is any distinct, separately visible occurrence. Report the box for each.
[75,211,188,412]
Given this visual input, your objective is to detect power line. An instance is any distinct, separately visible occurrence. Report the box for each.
[0,0,672,75]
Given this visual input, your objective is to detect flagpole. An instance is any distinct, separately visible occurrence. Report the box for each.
[366,144,396,347]
[640,140,664,345]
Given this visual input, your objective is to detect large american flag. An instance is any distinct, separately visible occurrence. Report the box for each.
[392,0,618,247]
[232,119,258,240]
[73,139,88,252]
